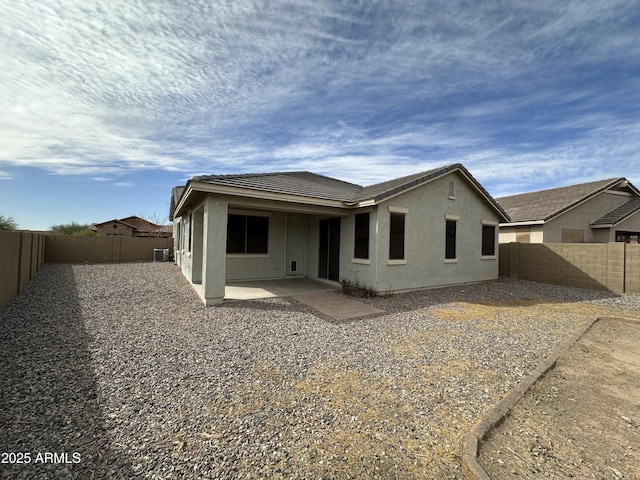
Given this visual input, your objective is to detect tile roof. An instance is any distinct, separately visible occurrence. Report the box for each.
[496,178,624,223]
[591,197,640,226]
[191,171,362,202]
[177,164,509,221]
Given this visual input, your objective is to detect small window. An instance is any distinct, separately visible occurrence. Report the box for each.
[482,224,496,256]
[445,219,456,259]
[448,180,455,198]
[389,213,405,260]
[188,213,193,252]
[227,214,269,254]
[354,212,370,259]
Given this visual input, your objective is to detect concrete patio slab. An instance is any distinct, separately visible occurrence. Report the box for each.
[224,278,338,300]
[293,292,385,320]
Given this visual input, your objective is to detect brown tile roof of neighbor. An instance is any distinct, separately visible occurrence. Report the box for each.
[496,178,627,223]
[591,196,640,226]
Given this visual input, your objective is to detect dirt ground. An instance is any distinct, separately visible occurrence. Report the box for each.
[478,317,640,480]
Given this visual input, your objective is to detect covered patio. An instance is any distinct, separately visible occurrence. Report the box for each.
[224,277,338,300]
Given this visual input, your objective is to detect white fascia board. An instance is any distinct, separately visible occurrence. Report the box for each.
[499,220,545,227]
[357,199,376,207]
[188,181,349,210]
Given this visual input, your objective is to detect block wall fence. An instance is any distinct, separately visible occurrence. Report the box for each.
[499,242,640,294]
[0,233,173,311]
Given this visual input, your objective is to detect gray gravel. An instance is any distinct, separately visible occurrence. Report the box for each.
[1,263,638,479]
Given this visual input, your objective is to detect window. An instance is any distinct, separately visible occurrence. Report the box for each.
[227,214,269,254]
[354,213,370,259]
[188,213,193,252]
[445,219,456,259]
[482,224,496,256]
[448,180,455,198]
[389,213,405,260]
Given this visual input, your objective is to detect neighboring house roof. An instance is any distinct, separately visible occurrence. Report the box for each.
[91,216,172,234]
[591,197,640,227]
[496,178,639,224]
[172,163,510,222]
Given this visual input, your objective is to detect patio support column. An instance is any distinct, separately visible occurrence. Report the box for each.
[201,196,228,305]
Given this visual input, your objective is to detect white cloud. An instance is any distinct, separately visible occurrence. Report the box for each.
[0,0,638,195]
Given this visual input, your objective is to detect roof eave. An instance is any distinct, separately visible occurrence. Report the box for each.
[174,181,350,217]
[499,220,546,227]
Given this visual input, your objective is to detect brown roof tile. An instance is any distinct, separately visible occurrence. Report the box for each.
[496,178,623,223]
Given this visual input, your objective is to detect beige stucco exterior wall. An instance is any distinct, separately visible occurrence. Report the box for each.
[498,225,544,243]
[340,171,502,293]
[543,191,632,243]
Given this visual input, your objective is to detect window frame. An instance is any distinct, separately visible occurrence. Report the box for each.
[389,212,406,261]
[226,214,269,255]
[445,218,457,261]
[481,222,497,257]
[353,212,370,260]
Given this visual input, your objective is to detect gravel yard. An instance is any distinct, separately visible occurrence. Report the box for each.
[1,263,639,479]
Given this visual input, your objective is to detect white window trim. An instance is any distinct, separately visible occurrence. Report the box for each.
[352,258,371,265]
[387,259,407,266]
[482,219,498,226]
[445,213,460,220]
[444,258,458,264]
[388,205,409,214]
[481,255,497,260]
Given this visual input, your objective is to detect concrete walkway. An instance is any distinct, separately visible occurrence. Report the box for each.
[224,278,385,320]
[225,278,337,300]
[293,292,385,320]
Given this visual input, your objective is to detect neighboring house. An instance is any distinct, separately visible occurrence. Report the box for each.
[91,215,172,238]
[497,178,640,244]
[170,163,509,305]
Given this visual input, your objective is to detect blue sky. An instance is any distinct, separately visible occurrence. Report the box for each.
[1,0,639,230]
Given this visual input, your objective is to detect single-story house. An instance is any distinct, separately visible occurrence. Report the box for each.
[91,215,172,238]
[497,177,640,244]
[170,163,510,305]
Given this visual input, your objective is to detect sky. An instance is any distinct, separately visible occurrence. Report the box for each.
[1,0,639,230]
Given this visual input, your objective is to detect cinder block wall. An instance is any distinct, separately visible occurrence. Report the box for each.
[1,233,173,312]
[0,231,47,311]
[626,244,640,293]
[44,236,173,263]
[499,242,636,294]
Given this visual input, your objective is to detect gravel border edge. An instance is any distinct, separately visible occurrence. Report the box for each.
[460,315,608,480]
